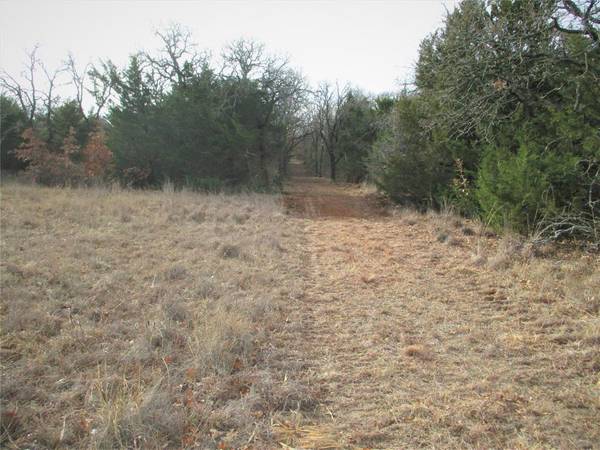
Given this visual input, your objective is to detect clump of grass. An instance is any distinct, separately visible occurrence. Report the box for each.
[220,244,241,259]
[196,277,219,299]
[190,209,206,223]
[0,410,20,442]
[404,344,434,360]
[436,231,450,243]
[485,234,550,269]
[164,264,188,281]
[162,298,189,322]
[436,230,462,246]
[461,226,476,236]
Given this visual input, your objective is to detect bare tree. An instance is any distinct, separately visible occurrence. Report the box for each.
[0,46,41,124]
[307,113,326,177]
[0,46,70,142]
[64,54,87,117]
[146,24,208,86]
[221,38,306,185]
[276,94,312,177]
[312,82,350,181]
[67,56,115,120]
[86,61,116,119]
[221,39,265,81]
[1,46,115,131]
[40,60,67,143]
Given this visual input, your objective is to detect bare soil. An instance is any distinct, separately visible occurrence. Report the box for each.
[273,161,600,449]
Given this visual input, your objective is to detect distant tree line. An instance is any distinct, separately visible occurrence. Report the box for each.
[302,83,393,183]
[1,26,306,190]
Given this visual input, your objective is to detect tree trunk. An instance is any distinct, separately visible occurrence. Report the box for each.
[317,145,324,177]
[258,132,269,186]
[329,150,336,181]
[279,146,288,178]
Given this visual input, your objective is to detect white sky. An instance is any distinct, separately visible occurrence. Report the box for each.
[0,0,459,101]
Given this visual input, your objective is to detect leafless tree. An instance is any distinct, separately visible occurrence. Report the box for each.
[146,24,208,86]
[221,38,306,184]
[0,46,41,124]
[276,94,312,177]
[312,82,350,181]
[86,61,116,119]
[41,60,68,143]
[64,54,87,117]
[67,55,114,120]
[221,39,266,81]
[0,46,70,142]
[307,113,326,177]
[1,46,116,136]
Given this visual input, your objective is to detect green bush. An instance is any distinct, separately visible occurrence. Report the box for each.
[371,0,599,243]
[369,94,452,208]
[376,144,452,208]
[476,142,582,233]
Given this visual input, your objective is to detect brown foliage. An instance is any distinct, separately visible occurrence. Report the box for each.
[82,128,113,178]
[14,127,113,186]
[14,128,84,186]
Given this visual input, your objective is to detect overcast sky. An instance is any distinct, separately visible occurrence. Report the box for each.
[1,0,459,99]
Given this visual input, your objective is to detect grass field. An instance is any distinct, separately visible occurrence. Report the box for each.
[0,182,308,448]
[1,180,599,449]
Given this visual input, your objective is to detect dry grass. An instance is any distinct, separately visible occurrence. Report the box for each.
[271,174,600,449]
[2,175,599,449]
[0,182,307,448]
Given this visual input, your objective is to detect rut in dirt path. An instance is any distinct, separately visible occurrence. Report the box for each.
[272,163,599,449]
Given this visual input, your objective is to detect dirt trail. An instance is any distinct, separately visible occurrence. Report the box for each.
[272,161,599,448]
[282,160,382,219]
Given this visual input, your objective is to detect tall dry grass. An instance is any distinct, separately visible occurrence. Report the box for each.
[371,206,600,448]
[0,182,306,448]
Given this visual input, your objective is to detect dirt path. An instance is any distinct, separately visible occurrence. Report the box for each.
[282,161,381,219]
[272,161,599,449]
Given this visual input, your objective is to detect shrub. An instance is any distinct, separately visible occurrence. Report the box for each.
[14,128,84,186]
[82,128,113,179]
[369,95,452,208]
[476,142,581,234]
[14,127,115,187]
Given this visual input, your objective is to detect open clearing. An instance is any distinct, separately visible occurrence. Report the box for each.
[1,172,599,449]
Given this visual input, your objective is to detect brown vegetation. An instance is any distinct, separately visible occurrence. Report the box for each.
[271,173,600,449]
[1,173,599,449]
[13,127,112,187]
[0,182,307,448]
